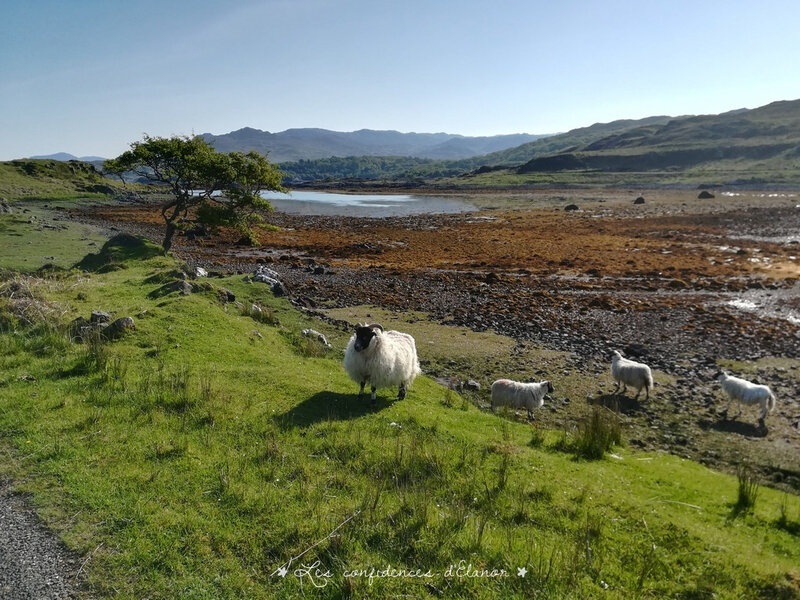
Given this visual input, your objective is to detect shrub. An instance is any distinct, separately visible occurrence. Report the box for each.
[573,407,623,460]
[730,466,760,519]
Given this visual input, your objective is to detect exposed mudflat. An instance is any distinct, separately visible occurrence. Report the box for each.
[71,189,800,490]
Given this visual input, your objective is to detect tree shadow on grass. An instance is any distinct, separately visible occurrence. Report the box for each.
[273,390,393,429]
[698,416,767,438]
[589,393,643,415]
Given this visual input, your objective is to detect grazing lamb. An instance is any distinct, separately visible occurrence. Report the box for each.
[611,350,653,401]
[343,323,421,404]
[715,371,776,422]
[490,379,554,420]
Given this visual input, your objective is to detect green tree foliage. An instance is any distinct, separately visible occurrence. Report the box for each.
[104,135,285,252]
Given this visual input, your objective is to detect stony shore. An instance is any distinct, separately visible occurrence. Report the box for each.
[70,188,800,490]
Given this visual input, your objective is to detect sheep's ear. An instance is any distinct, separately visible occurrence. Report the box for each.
[368,323,384,332]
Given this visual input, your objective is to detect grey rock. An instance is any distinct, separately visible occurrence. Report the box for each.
[147,280,194,298]
[90,310,111,324]
[301,328,332,348]
[104,316,135,340]
[464,379,481,391]
[253,265,286,296]
[194,266,208,278]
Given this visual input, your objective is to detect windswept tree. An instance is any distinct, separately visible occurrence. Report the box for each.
[104,135,285,252]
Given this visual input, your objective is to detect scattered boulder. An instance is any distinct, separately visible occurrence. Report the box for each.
[253,265,286,296]
[194,266,208,278]
[69,313,135,341]
[104,316,135,340]
[564,204,580,212]
[147,280,194,298]
[68,316,92,340]
[698,190,715,199]
[433,376,462,391]
[90,310,111,324]
[464,379,481,391]
[301,328,332,348]
[623,343,647,359]
[633,196,646,205]
[0,199,11,214]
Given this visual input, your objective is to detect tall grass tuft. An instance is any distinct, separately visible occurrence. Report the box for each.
[240,302,279,326]
[729,465,760,520]
[573,407,623,460]
[76,327,108,373]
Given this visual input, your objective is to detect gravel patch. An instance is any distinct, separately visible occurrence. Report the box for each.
[0,482,85,599]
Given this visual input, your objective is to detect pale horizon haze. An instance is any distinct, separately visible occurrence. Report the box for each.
[2,0,800,161]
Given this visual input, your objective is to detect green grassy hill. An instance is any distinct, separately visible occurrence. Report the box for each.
[0,159,126,201]
[0,218,799,598]
[507,99,800,185]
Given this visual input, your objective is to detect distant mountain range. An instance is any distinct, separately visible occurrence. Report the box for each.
[199,128,548,162]
[30,152,107,163]
[26,98,800,186]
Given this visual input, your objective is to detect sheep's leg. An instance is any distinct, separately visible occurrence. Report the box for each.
[633,386,641,400]
[527,409,535,421]
[735,400,743,418]
[370,386,377,406]
[645,386,650,401]
[358,381,366,399]
[621,383,628,395]
[613,381,620,394]
[398,383,407,400]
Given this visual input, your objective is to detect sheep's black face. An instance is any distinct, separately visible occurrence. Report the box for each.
[546,381,554,394]
[353,326,377,352]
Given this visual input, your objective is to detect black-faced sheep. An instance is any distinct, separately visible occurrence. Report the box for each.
[490,379,553,420]
[343,323,420,404]
[715,370,776,422]
[611,350,653,401]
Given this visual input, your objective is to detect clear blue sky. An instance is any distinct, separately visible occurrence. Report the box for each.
[2,0,799,160]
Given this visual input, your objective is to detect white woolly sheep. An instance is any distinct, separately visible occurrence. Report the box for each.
[715,370,776,422]
[343,323,421,404]
[490,379,554,420]
[611,350,653,401]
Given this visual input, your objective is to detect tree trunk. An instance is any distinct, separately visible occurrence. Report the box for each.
[162,221,177,254]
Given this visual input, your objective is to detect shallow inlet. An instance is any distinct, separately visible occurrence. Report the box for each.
[260,190,476,217]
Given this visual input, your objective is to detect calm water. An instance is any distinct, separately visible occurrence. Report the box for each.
[261,190,475,217]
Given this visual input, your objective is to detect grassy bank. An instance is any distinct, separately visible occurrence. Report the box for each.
[0,233,799,599]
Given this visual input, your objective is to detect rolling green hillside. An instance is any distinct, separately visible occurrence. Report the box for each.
[0,159,125,201]
[509,100,800,185]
